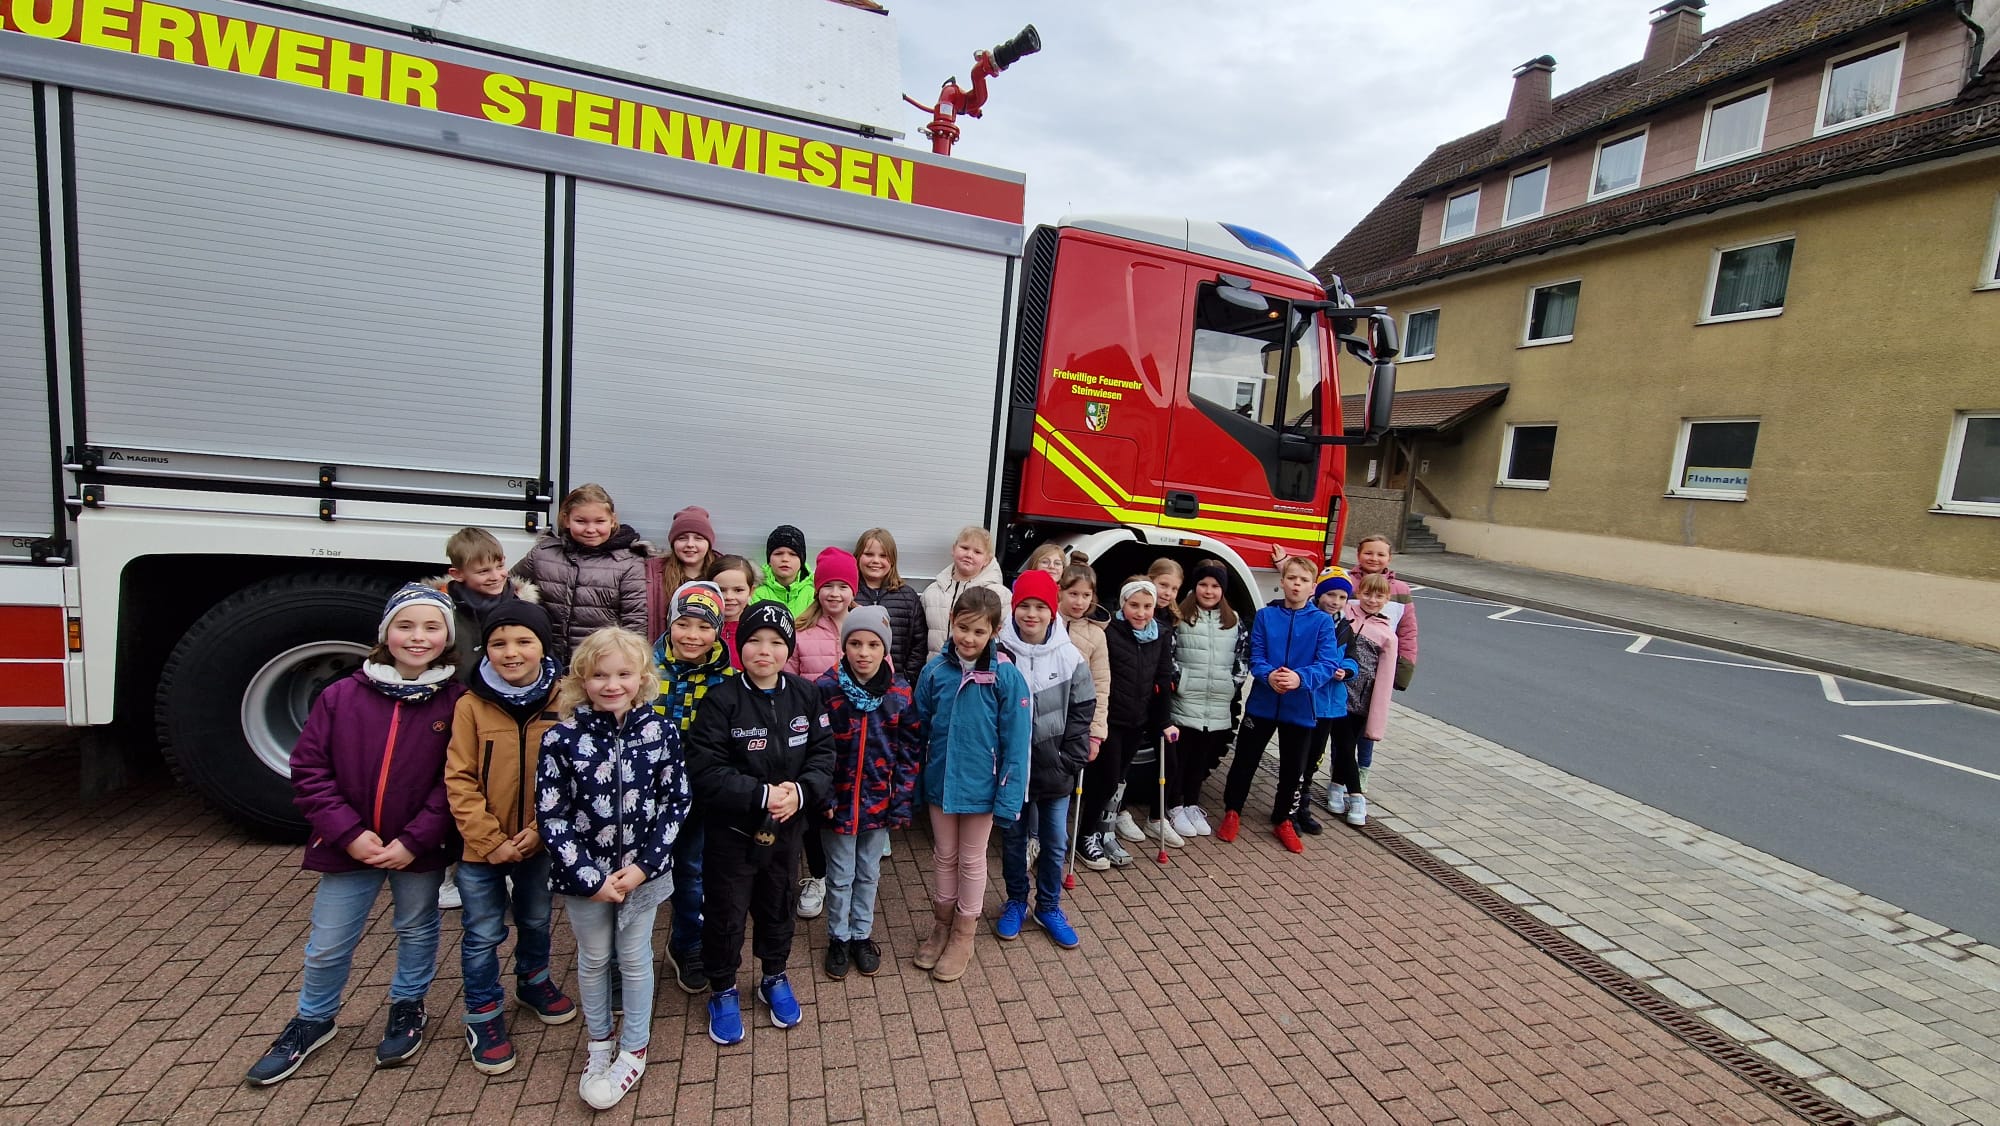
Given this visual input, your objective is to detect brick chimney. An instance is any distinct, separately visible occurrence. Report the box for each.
[1641,0,1706,79]
[1501,55,1556,142]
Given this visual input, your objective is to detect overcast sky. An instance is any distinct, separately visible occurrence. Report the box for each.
[893,0,1772,266]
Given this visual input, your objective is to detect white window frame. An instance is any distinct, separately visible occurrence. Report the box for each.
[1588,128,1648,200]
[1814,35,1904,137]
[1696,81,1773,169]
[1401,307,1439,361]
[1699,234,1797,324]
[1935,410,2000,517]
[1521,277,1582,347]
[1502,163,1551,227]
[1979,194,2000,291]
[1497,422,1557,490]
[1668,417,1759,501]
[1440,187,1481,244]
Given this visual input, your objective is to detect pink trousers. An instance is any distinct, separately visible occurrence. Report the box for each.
[928,809,995,917]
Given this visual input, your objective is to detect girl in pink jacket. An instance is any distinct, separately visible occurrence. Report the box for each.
[1352,535,1418,690]
[1343,573,1401,802]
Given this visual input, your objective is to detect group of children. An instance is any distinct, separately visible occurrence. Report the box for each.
[244,484,1418,1110]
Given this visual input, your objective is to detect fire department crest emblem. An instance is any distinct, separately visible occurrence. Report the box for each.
[1085,402,1110,431]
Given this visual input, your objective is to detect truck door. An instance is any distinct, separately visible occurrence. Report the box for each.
[0,79,59,564]
[1160,280,1332,563]
[1015,229,1184,531]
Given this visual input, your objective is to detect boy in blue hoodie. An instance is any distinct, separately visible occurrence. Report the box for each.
[1297,569,1360,834]
[1217,556,1341,853]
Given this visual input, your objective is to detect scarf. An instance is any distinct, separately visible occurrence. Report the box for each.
[361,661,455,702]
[478,655,557,710]
[653,639,738,730]
[1116,611,1160,643]
[448,580,508,620]
[837,659,892,713]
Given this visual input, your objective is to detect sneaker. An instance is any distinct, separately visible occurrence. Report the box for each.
[1030,904,1080,949]
[663,945,707,996]
[1077,833,1111,871]
[1104,832,1135,868]
[1114,811,1146,843]
[1147,818,1186,848]
[436,875,461,911]
[758,973,802,1029]
[851,936,883,977]
[824,938,850,980]
[1188,806,1214,836]
[1216,811,1241,842]
[463,1004,515,1075]
[581,1047,645,1110]
[1345,793,1368,827]
[1168,806,1200,840]
[1326,785,1349,816]
[244,1016,336,1086]
[707,988,745,1046]
[1294,807,1324,836]
[994,899,1029,941]
[579,1038,614,1093]
[797,877,826,919]
[1273,820,1305,854]
[515,974,577,1025]
[374,999,426,1067]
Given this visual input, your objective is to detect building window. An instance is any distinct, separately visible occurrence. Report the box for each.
[1403,309,1438,360]
[1499,424,1557,489]
[1938,412,2000,516]
[1442,188,1479,243]
[1523,280,1580,345]
[1590,130,1646,199]
[1818,39,1902,134]
[1703,237,1795,322]
[1699,85,1770,167]
[1670,418,1759,500]
[1982,196,2000,290]
[1504,165,1549,225]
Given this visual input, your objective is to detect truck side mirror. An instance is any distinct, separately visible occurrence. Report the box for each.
[1364,359,1396,437]
[1368,311,1400,361]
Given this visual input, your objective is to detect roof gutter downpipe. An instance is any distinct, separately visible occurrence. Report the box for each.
[1955,0,1984,87]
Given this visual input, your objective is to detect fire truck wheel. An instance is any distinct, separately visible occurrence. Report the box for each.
[156,572,396,839]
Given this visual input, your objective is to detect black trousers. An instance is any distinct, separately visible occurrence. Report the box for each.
[1120,738,1176,819]
[802,812,827,880]
[702,817,804,989]
[1303,715,1361,812]
[1221,715,1311,824]
[1081,725,1141,833]
[1174,728,1232,808]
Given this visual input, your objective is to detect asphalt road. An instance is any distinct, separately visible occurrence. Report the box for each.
[1399,588,2000,944]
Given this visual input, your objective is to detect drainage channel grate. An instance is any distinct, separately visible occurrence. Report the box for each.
[1358,820,1865,1125]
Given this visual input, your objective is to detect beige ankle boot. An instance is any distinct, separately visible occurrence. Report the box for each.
[912,899,955,970]
[930,911,980,983]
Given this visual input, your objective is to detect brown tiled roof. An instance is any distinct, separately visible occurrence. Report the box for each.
[1341,383,1509,435]
[1312,0,1986,297]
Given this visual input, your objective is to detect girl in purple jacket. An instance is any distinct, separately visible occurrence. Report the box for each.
[245,584,467,1088]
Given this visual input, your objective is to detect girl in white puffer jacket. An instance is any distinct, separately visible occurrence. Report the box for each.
[1165,559,1249,838]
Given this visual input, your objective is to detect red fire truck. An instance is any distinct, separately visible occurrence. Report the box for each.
[0,0,1396,832]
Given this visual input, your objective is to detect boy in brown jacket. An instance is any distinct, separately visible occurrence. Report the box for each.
[445,602,576,1075]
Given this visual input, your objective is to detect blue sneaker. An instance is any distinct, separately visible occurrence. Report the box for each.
[757,973,801,1029]
[994,899,1029,941]
[1031,904,1080,949]
[706,988,744,1046]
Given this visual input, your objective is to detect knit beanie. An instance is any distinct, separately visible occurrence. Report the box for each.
[480,599,555,654]
[1011,568,1060,612]
[1190,558,1230,591]
[1315,565,1354,600]
[670,580,724,630]
[668,505,716,547]
[841,605,893,651]
[740,599,796,655]
[766,524,807,562]
[815,546,859,592]
[380,583,456,644]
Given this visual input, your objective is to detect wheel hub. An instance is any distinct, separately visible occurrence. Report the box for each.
[240,641,368,777]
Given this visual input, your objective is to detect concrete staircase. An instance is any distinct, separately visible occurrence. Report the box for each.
[1401,513,1445,554]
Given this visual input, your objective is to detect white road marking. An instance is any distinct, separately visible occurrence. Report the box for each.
[1818,674,1948,707]
[1840,734,2000,782]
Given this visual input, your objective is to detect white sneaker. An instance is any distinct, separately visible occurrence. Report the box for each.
[578,1039,615,1103]
[1326,786,1349,816]
[1147,819,1186,848]
[1114,811,1146,843]
[436,872,461,911]
[1345,794,1368,827]
[796,877,826,919]
[1187,806,1213,836]
[1168,807,1200,840]
[581,1047,645,1110]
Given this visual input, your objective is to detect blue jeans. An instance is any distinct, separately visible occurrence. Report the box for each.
[457,850,553,1016]
[296,867,444,1021]
[565,897,657,1052]
[820,828,888,942]
[1357,737,1376,771]
[668,816,704,956]
[1000,795,1070,909]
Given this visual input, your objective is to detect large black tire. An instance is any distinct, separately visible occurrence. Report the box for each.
[156,572,397,838]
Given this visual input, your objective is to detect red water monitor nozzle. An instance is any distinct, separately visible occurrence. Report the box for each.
[902,24,1041,156]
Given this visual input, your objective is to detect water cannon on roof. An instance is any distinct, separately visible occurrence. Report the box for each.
[903,25,1042,156]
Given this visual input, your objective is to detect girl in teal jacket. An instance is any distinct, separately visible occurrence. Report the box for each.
[910,587,1031,983]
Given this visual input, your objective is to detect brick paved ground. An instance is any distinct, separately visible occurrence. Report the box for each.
[0,730,1800,1125]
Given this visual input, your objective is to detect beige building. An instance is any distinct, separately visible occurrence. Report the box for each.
[1319,0,2000,648]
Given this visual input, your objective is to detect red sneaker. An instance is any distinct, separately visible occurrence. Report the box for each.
[1274,821,1305,854]
[1216,811,1240,842]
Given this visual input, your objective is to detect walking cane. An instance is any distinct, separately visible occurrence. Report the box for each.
[1063,768,1083,889]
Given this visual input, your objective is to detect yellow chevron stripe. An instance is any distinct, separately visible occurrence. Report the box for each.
[1033,415,1330,529]
[1032,434,1324,547]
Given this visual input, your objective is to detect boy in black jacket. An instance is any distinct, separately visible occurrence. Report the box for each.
[686,600,835,1047]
